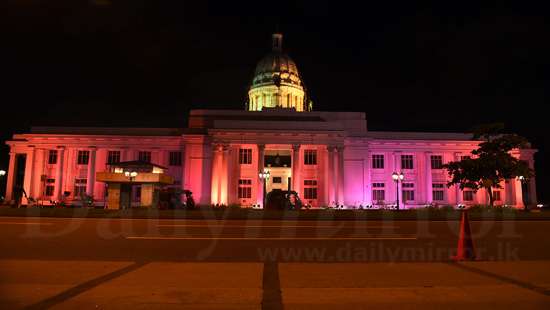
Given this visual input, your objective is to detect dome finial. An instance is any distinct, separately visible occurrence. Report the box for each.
[272,33,283,52]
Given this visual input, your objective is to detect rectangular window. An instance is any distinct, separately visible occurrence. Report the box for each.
[493,190,501,201]
[239,148,252,165]
[403,190,415,202]
[304,150,317,165]
[402,182,415,201]
[432,183,445,201]
[372,154,384,169]
[272,177,282,184]
[401,155,414,169]
[169,151,182,166]
[48,150,58,165]
[463,191,474,201]
[430,155,443,169]
[74,178,87,197]
[303,179,317,199]
[77,150,89,165]
[372,190,385,202]
[45,178,55,196]
[138,151,151,163]
[238,179,252,199]
[461,156,471,161]
[372,183,385,203]
[107,151,121,164]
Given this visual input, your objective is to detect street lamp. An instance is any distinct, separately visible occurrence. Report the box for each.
[258,168,270,208]
[392,171,404,210]
[0,170,6,177]
[518,175,528,209]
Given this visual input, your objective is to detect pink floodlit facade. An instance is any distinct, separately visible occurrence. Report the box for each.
[3,109,538,209]
[2,34,538,209]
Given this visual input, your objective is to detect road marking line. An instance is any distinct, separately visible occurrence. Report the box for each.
[0,222,53,225]
[126,236,417,240]
[24,261,148,310]
[262,262,283,310]
[448,262,550,297]
[157,224,398,228]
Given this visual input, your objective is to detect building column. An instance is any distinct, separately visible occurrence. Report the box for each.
[327,146,336,206]
[180,145,188,190]
[86,147,97,197]
[5,151,16,201]
[63,148,73,194]
[54,147,65,201]
[211,144,223,205]
[336,146,345,205]
[425,152,433,204]
[513,178,524,209]
[226,145,237,205]
[94,149,107,202]
[292,144,301,197]
[33,149,46,202]
[257,144,265,206]
[322,147,329,206]
[220,145,229,205]
[22,146,36,204]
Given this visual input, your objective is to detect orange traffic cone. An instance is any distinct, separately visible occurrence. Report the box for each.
[452,210,476,261]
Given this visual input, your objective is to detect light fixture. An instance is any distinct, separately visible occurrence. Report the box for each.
[258,168,270,208]
[0,170,6,176]
[124,171,138,180]
[258,168,270,180]
[391,171,404,211]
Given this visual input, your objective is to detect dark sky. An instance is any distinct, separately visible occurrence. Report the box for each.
[1,1,548,202]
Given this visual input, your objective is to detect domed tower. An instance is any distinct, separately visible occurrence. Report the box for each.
[247,33,311,112]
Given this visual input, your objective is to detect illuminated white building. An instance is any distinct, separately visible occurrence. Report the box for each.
[4,34,537,209]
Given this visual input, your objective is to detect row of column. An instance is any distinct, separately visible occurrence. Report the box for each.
[210,143,345,207]
[5,147,175,204]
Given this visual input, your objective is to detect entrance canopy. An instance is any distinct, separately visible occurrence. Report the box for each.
[97,161,174,185]
[96,161,174,209]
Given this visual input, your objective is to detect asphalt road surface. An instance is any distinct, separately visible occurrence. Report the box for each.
[0,217,549,262]
[1,217,550,309]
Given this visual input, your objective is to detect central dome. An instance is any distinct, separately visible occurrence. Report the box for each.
[247,33,310,112]
[251,51,302,88]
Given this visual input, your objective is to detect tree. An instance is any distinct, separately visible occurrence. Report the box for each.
[443,123,534,207]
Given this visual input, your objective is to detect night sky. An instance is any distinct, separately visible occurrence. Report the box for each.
[1,1,548,202]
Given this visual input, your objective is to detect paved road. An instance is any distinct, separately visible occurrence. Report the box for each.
[1,217,549,309]
[0,217,549,262]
